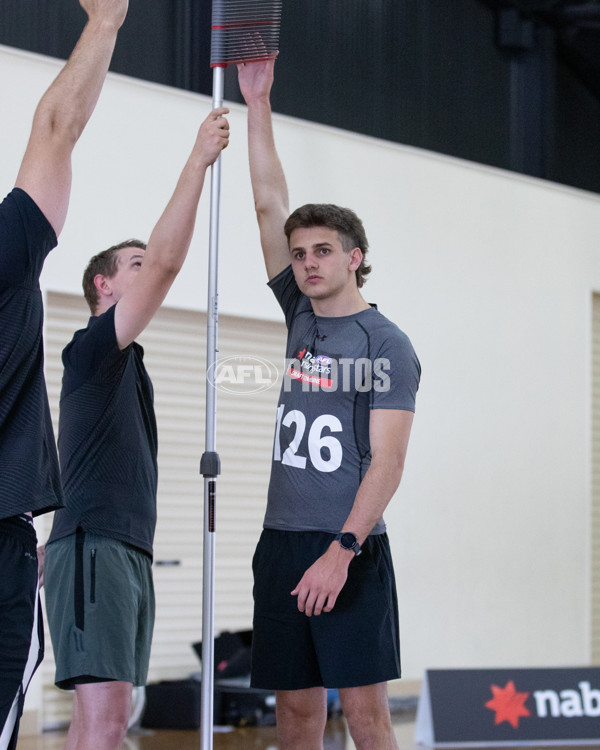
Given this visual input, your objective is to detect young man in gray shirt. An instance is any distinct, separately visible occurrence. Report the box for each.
[237,58,420,750]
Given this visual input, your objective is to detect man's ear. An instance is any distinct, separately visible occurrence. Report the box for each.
[94,274,112,299]
[348,247,363,272]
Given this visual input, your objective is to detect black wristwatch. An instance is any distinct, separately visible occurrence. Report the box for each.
[335,531,362,556]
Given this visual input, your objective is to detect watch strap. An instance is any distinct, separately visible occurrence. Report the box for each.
[335,531,362,556]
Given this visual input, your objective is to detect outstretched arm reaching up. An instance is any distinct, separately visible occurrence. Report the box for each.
[237,58,290,280]
[15,0,129,236]
[109,108,230,349]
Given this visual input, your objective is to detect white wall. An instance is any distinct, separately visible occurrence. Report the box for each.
[3,44,600,694]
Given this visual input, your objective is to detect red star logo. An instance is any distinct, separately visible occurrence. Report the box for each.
[485,680,531,729]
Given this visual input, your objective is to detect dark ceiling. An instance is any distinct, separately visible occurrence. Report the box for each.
[479,0,600,99]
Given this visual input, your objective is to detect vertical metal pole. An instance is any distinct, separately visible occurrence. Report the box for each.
[200,63,225,750]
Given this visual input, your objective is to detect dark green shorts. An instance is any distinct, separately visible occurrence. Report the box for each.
[251,529,401,691]
[44,530,155,689]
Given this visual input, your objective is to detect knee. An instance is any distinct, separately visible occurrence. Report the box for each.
[277,700,319,737]
[106,714,129,748]
[346,711,375,746]
[276,690,327,749]
[81,708,129,748]
[345,708,394,750]
[104,708,130,744]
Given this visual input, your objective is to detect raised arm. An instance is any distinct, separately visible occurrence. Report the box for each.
[112,108,230,349]
[14,0,128,236]
[237,59,290,280]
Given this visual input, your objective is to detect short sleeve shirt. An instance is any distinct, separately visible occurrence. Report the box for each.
[0,188,62,519]
[47,305,158,556]
[264,265,421,535]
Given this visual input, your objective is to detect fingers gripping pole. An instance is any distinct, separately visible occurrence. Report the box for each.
[200,64,224,750]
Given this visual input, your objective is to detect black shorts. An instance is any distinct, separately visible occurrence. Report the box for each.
[0,516,44,750]
[251,529,401,691]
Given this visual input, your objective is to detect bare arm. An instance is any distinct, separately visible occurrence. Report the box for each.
[112,108,230,349]
[291,409,415,617]
[14,0,128,236]
[237,59,290,280]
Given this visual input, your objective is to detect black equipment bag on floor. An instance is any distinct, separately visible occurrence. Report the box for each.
[214,680,276,727]
[192,629,253,679]
[141,679,202,730]
[140,677,276,729]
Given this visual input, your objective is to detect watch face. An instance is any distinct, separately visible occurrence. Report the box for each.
[340,532,357,549]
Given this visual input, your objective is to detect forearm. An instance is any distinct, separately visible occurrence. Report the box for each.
[246,96,290,278]
[340,455,405,544]
[247,97,289,216]
[292,461,404,617]
[111,154,209,349]
[292,410,413,616]
[32,18,121,147]
[238,60,290,277]
[15,6,126,233]
[144,155,209,273]
[340,409,414,544]
[112,107,228,349]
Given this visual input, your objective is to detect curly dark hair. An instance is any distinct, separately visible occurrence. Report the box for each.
[284,204,372,287]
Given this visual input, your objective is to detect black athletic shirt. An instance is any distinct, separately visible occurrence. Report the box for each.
[0,188,63,519]
[47,305,158,556]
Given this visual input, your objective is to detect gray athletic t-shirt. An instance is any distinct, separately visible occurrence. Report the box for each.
[264,265,421,535]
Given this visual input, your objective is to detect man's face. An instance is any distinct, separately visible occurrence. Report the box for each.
[105,246,145,302]
[288,226,361,301]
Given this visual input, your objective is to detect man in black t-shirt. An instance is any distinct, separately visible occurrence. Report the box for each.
[237,60,419,750]
[0,3,129,749]
[44,108,230,750]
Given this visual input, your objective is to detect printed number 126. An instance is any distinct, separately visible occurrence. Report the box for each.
[273,405,343,473]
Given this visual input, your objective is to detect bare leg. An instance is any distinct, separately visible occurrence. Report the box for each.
[65,681,132,750]
[64,692,79,750]
[339,682,398,750]
[275,687,328,750]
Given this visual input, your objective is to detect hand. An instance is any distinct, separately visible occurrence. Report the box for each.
[291,543,352,617]
[195,107,230,167]
[80,0,129,31]
[237,58,276,105]
[37,545,45,588]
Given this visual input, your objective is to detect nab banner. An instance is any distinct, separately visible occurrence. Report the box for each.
[415,667,600,747]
